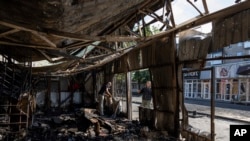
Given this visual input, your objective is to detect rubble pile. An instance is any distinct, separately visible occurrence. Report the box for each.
[1,108,179,141]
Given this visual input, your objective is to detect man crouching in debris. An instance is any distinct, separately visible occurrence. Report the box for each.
[98,82,112,116]
[138,81,152,109]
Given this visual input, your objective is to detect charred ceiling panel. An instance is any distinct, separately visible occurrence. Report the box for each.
[0,0,145,33]
[0,0,164,73]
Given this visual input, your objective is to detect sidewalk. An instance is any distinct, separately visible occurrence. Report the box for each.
[185,98,250,106]
[185,103,250,123]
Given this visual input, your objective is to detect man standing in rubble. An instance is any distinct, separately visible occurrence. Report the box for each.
[138,81,152,109]
[98,82,112,116]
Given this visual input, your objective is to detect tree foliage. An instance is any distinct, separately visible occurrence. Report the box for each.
[132,69,150,89]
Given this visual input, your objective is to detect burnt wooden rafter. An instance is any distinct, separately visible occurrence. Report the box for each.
[142,14,147,37]
[37,49,53,62]
[0,19,139,61]
[0,20,140,45]
[3,36,22,43]
[98,0,161,35]
[139,10,168,27]
[187,0,204,16]
[64,41,93,50]
[66,42,92,50]
[124,25,141,37]
[0,40,58,50]
[0,28,19,37]
[47,29,139,42]
[166,0,175,27]
[0,23,57,48]
[52,47,135,75]
[31,32,57,48]
[202,0,209,14]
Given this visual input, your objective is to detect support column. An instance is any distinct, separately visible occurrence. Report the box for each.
[126,72,132,120]
[211,67,215,141]
[92,71,97,101]
[112,76,116,97]
[58,80,61,108]
[46,77,51,109]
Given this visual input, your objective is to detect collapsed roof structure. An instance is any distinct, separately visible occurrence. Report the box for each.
[0,0,250,140]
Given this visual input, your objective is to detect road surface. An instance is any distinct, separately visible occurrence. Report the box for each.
[131,96,250,141]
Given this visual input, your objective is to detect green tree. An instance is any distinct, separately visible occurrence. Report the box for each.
[144,25,160,36]
[132,69,150,89]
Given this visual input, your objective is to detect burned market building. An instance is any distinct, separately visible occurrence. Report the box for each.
[0,0,250,141]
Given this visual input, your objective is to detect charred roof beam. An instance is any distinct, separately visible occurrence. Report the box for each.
[31,32,57,48]
[187,0,204,16]
[0,40,59,50]
[0,28,20,38]
[0,20,140,43]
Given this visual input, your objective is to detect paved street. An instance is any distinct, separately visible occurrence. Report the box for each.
[185,98,250,122]
[185,98,249,111]
[131,96,250,122]
[130,96,250,141]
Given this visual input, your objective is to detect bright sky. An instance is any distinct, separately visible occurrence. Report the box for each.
[172,0,236,24]
[171,0,237,33]
[152,0,238,33]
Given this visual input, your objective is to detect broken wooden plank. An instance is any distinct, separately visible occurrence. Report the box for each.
[187,0,204,16]
[47,29,139,42]
[139,10,168,26]
[0,40,60,50]
[31,32,57,48]
[202,0,209,14]
[0,20,140,43]
[37,49,53,62]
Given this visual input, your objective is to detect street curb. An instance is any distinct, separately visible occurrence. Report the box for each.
[185,98,250,106]
[188,111,250,124]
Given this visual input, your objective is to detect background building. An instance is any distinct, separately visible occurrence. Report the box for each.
[184,41,250,103]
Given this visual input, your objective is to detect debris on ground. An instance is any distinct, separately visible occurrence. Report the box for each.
[0,107,180,140]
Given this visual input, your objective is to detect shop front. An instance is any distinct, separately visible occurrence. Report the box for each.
[183,71,200,99]
[183,63,250,103]
[215,63,250,103]
[184,71,211,99]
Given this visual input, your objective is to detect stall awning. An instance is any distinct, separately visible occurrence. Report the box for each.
[236,64,250,75]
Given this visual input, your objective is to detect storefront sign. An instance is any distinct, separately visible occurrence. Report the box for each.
[216,64,237,78]
[183,71,200,79]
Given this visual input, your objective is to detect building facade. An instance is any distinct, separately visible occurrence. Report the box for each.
[184,41,250,103]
